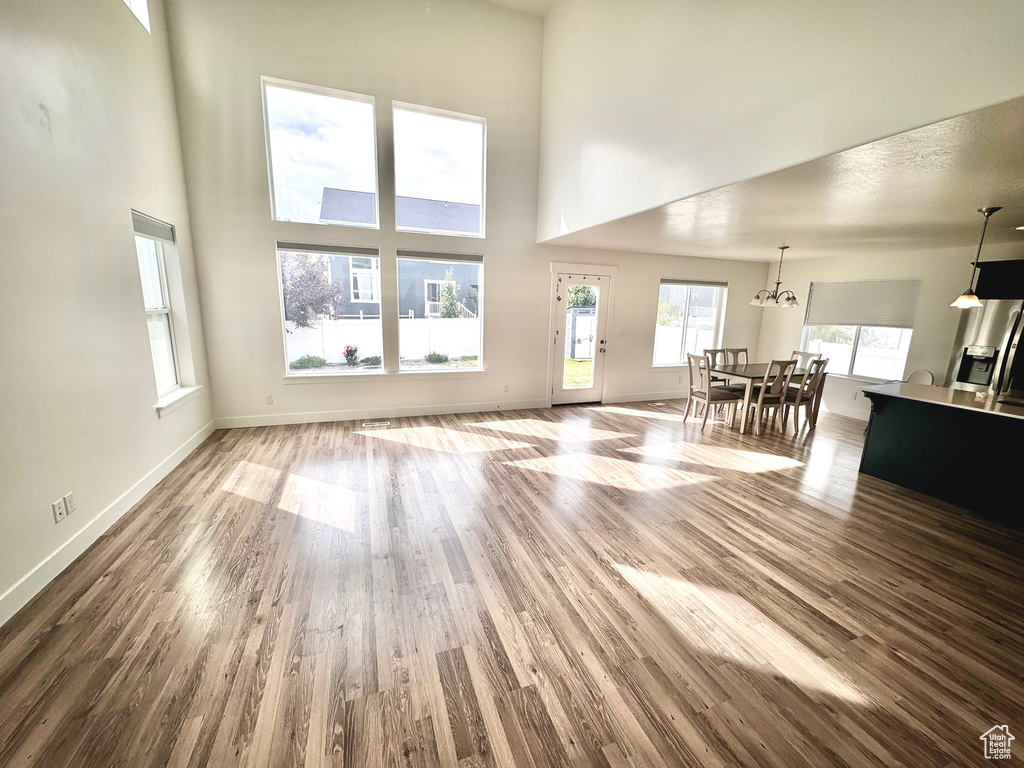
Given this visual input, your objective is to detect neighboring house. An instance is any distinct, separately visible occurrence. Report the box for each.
[319,187,481,235]
[327,254,479,319]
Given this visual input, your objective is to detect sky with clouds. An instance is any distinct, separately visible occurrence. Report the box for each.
[266,84,483,224]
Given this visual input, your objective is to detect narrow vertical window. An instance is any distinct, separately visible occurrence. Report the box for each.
[135,236,179,394]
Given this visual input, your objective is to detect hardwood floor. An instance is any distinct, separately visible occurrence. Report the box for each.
[1,401,1021,767]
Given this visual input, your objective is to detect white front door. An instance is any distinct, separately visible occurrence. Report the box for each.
[550,273,610,405]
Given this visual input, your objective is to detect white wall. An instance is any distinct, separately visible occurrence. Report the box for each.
[0,0,212,623]
[756,243,1024,420]
[164,0,770,428]
[538,0,1024,242]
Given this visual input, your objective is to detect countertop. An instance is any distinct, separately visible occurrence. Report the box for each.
[861,382,1024,421]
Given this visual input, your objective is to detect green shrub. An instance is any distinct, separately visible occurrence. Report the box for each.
[424,352,449,364]
[290,355,327,370]
[361,355,382,366]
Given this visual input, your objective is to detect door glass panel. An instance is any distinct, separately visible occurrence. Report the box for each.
[563,283,599,390]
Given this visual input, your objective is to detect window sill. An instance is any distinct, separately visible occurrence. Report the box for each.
[284,371,388,384]
[283,369,486,384]
[156,385,203,418]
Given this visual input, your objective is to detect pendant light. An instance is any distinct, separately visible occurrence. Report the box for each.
[951,206,1001,309]
[749,245,800,308]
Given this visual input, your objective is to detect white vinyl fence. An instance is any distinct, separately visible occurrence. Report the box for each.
[285,318,480,364]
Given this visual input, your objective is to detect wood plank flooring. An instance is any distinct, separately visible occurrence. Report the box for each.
[1,401,1022,767]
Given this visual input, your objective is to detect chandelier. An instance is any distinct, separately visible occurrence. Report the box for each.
[749,245,799,308]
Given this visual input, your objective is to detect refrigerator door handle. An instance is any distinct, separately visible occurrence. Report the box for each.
[992,309,1021,394]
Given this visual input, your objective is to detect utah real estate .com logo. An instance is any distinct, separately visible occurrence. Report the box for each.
[980,725,1014,760]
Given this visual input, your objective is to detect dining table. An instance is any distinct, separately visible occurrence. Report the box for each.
[708,362,827,435]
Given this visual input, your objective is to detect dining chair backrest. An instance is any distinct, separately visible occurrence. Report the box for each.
[704,349,727,368]
[687,353,712,393]
[792,349,821,368]
[725,348,748,365]
[761,359,797,396]
[802,360,827,393]
[904,369,934,385]
[805,358,828,394]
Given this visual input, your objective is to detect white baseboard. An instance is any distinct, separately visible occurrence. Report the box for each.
[213,398,551,429]
[0,420,215,628]
[602,390,688,405]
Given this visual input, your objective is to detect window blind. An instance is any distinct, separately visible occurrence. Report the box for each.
[131,210,174,244]
[277,241,378,256]
[804,279,920,328]
[660,279,728,288]
[396,249,483,264]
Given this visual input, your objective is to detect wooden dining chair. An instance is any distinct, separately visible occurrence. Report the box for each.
[703,348,728,386]
[783,357,828,433]
[750,359,797,436]
[725,348,748,365]
[791,349,821,368]
[684,353,744,431]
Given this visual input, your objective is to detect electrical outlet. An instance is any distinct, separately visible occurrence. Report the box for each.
[52,498,67,523]
[265,394,274,405]
[63,492,76,514]
[503,384,510,393]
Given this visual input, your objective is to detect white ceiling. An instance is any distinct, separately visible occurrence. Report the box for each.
[544,97,1024,261]
[479,0,558,17]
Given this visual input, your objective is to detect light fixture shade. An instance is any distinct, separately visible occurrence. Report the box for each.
[951,289,983,309]
[784,296,799,308]
[749,296,764,307]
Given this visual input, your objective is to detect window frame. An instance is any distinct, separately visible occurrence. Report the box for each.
[397,255,484,372]
[651,280,727,368]
[392,101,487,239]
[136,236,181,397]
[350,257,379,303]
[261,76,380,230]
[276,244,385,377]
[801,324,914,381]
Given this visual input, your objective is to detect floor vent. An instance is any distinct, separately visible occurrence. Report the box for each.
[361,421,391,428]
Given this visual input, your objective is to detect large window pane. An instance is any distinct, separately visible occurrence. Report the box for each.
[264,81,378,227]
[398,258,482,370]
[653,282,723,366]
[393,105,485,236]
[806,325,856,374]
[279,249,383,374]
[147,313,177,393]
[135,236,164,309]
[852,326,912,380]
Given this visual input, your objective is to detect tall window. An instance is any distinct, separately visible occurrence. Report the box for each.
[263,79,378,228]
[135,236,179,395]
[122,0,150,32]
[802,279,920,380]
[393,103,485,237]
[652,281,726,366]
[278,246,383,374]
[397,252,482,370]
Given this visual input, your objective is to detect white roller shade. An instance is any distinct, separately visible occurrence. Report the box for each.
[131,210,174,244]
[397,249,483,263]
[277,241,378,256]
[804,279,920,328]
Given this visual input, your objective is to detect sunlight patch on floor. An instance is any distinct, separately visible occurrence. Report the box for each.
[221,459,281,504]
[468,418,633,442]
[356,426,534,454]
[613,564,866,704]
[592,405,690,424]
[620,442,804,473]
[504,453,708,491]
[278,473,358,532]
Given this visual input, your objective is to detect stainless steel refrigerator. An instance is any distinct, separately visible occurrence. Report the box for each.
[945,299,1024,399]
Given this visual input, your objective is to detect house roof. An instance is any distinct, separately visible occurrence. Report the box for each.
[320,188,481,234]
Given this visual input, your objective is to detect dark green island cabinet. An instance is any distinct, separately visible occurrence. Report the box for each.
[860,382,1024,523]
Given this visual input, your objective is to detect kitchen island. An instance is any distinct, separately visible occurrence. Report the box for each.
[860,382,1024,522]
